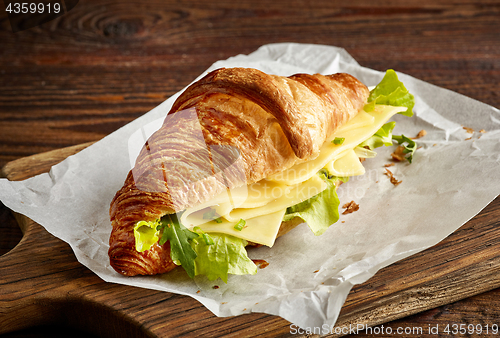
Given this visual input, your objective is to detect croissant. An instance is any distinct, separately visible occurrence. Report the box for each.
[109,67,370,276]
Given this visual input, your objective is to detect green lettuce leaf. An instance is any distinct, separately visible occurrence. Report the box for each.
[364,69,415,117]
[283,171,345,236]
[358,121,396,150]
[157,214,199,278]
[193,226,215,245]
[133,220,161,252]
[392,134,417,163]
[191,233,257,283]
[144,217,256,282]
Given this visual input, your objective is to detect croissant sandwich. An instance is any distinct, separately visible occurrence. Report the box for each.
[109,67,415,282]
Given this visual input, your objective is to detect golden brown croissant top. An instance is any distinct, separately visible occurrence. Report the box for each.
[109,67,369,276]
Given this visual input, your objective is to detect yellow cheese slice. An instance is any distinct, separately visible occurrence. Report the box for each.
[179,180,292,227]
[181,175,326,246]
[333,110,375,133]
[222,174,326,222]
[266,105,406,185]
[324,148,365,177]
[187,209,286,247]
[238,179,293,208]
[178,188,238,228]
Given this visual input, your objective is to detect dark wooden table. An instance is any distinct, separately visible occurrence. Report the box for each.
[1,1,499,337]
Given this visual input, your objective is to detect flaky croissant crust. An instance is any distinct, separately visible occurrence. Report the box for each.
[109,67,369,276]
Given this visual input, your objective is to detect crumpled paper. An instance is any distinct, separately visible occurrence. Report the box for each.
[1,43,499,330]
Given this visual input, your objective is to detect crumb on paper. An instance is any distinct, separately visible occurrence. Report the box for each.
[385,168,402,186]
[391,145,406,162]
[384,163,395,167]
[196,290,201,294]
[412,129,427,139]
[213,285,219,289]
[314,270,319,273]
[252,259,269,269]
[341,221,345,223]
[342,201,359,215]
[462,127,486,140]
[221,302,227,304]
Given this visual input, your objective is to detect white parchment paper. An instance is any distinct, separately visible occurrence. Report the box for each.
[1,43,500,330]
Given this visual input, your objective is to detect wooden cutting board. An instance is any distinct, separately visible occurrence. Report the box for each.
[1,143,500,338]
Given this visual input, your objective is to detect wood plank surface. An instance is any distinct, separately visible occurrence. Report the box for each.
[1,0,499,337]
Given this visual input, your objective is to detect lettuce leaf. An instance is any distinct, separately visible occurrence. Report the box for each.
[137,215,256,282]
[358,121,396,150]
[283,171,345,236]
[364,69,415,117]
[191,232,257,283]
[193,226,215,245]
[157,214,199,278]
[133,220,161,252]
[392,134,417,163]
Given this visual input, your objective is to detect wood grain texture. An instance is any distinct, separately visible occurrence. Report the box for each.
[1,0,499,337]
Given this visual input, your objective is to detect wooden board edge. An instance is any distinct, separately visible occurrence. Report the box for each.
[0,141,95,181]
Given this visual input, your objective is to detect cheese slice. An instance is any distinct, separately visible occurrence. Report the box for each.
[222,174,326,222]
[181,175,326,246]
[332,110,375,133]
[324,148,365,177]
[191,209,286,247]
[179,179,293,227]
[238,179,293,209]
[267,105,406,185]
